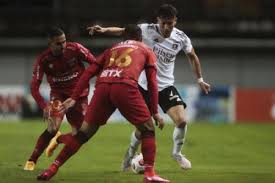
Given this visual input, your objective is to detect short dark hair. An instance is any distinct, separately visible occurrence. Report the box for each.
[46,26,64,39]
[157,4,178,18]
[123,24,142,41]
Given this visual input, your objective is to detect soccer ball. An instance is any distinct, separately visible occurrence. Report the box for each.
[131,153,145,174]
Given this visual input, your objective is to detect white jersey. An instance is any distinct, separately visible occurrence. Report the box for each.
[138,23,193,91]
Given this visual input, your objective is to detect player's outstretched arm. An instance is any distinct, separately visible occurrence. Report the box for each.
[186,48,211,94]
[87,25,125,36]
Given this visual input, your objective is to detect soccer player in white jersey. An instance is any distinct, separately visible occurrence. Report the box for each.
[87,4,211,171]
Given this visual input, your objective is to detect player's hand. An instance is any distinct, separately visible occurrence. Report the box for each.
[199,81,211,94]
[153,113,165,130]
[87,25,107,36]
[43,103,57,125]
[60,98,76,113]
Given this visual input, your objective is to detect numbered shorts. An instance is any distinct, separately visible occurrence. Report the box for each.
[138,85,186,113]
[84,83,151,126]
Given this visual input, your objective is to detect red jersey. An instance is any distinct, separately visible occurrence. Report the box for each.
[31,42,95,109]
[71,40,159,114]
[95,40,156,87]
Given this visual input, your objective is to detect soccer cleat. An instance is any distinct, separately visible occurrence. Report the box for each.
[45,131,62,157]
[121,147,135,171]
[144,175,170,183]
[37,164,58,181]
[172,154,191,169]
[23,160,36,171]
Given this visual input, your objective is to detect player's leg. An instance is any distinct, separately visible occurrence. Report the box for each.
[113,84,169,182]
[122,129,141,171]
[37,83,115,180]
[136,120,170,183]
[37,121,100,181]
[121,85,150,171]
[166,105,191,169]
[159,86,191,169]
[46,97,88,157]
[24,99,64,171]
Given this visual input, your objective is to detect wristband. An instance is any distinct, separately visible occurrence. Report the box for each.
[197,77,204,83]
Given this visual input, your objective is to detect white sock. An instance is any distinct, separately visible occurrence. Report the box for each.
[128,131,141,157]
[172,124,187,156]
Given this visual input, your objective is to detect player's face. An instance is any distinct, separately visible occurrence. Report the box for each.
[157,16,177,38]
[49,34,66,56]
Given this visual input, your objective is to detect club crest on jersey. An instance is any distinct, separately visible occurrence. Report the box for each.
[154,38,159,43]
[49,64,54,69]
[67,58,77,66]
[100,68,123,78]
[172,43,179,50]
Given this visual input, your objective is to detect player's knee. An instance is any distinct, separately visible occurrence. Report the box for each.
[47,127,58,135]
[173,115,187,128]
[134,129,142,140]
[140,130,155,139]
[177,121,187,128]
[136,120,155,133]
[44,129,56,139]
[74,131,89,145]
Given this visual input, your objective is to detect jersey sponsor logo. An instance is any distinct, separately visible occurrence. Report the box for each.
[153,45,176,63]
[52,72,79,82]
[100,68,123,78]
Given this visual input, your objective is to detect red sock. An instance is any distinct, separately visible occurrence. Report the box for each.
[53,135,82,167]
[57,133,72,144]
[30,130,55,163]
[141,132,156,176]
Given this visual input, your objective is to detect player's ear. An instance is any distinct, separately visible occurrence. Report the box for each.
[174,17,177,25]
[157,17,161,24]
[47,38,53,46]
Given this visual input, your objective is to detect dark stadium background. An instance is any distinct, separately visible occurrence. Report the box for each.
[0,1,274,183]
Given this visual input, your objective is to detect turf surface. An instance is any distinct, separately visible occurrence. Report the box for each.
[0,120,275,183]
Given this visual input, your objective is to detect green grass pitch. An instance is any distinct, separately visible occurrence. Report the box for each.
[0,120,275,183]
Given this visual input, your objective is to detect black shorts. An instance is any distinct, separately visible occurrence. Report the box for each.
[138,85,187,113]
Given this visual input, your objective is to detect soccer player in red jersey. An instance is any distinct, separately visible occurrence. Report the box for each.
[37,24,170,183]
[88,4,211,171]
[23,27,96,171]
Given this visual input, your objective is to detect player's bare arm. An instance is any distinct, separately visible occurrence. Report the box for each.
[153,113,165,130]
[186,48,211,94]
[87,25,125,36]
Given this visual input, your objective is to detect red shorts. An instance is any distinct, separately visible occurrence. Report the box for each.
[84,83,151,126]
[50,93,88,129]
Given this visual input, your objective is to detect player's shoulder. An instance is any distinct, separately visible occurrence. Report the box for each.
[66,42,86,51]
[138,41,152,51]
[36,48,51,63]
[134,41,155,56]
[138,23,158,31]
[111,40,139,50]
[171,27,190,41]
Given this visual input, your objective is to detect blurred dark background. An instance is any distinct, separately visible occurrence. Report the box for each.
[0,0,275,38]
[1,0,275,87]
